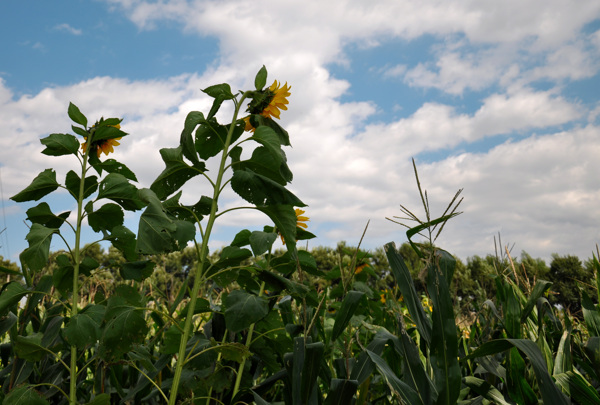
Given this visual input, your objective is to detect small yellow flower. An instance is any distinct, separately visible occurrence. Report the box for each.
[244,80,291,132]
[81,123,122,157]
[279,208,309,244]
[380,293,386,304]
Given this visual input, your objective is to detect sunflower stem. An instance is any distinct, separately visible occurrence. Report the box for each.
[168,93,249,405]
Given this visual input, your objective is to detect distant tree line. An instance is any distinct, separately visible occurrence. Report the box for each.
[1,241,596,319]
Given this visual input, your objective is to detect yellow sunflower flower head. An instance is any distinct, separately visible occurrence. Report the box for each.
[244,80,291,132]
[279,208,309,244]
[81,123,123,158]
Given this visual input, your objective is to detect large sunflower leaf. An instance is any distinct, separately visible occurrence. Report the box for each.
[98,173,144,211]
[231,169,304,207]
[40,133,80,156]
[25,202,70,229]
[224,290,269,333]
[20,224,57,272]
[10,169,59,202]
[150,146,204,200]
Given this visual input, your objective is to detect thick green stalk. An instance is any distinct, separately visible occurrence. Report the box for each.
[69,134,92,405]
[168,94,248,405]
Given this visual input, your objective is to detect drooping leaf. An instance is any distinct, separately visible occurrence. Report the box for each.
[99,295,149,360]
[40,133,80,156]
[14,332,47,361]
[96,159,137,181]
[20,224,57,272]
[224,290,269,333]
[231,169,304,207]
[582,290,600,337]
[195,118,244,159]
[202,83,235,119]
[366,350,423,404]
[0,282,28,316]
[97,173,144,211]
[92,123,126,142]
[120,260,155,281]
[25,202,70,229]
[258,205,299,258]
[65,170,98,200]
[231,229,252,247]
[252,115,291,146]
[385,242,432,344]
[10,169,59,202]
[150,146,204,200]
[331,291,365,342]
[554,371,600,404]
[68,102,87,127]
[180,111,204,165]
[520,279,553,323]
[63,304,105,349]
[163,192,213,222]
[136,188,194,254]
[463,376,512,405]
[3,385,50,405]
[106,225,138,261]
[235,146,290,185]
[465,339,570,405]
[250,230,278,256]
[87,203,124,232]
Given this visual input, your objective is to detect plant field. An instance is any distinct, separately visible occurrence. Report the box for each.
[1,67,599,404]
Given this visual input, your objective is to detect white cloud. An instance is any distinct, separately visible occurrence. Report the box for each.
[54,23,82,35]
[3,0,600,264]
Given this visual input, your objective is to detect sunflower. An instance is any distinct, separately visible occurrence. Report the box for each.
[244,80,291,132]
[81,124,122,157]
[280,208,309,244]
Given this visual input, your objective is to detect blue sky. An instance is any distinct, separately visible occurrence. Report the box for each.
[1,0,600,265]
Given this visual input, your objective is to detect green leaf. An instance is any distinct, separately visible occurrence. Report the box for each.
[99,295,149,360]
[52,254,74,294]
[465,339,570,405]
[150,147,203,200]
[120,260,155,281]
[10,169,59,202]
[195,119,242,160]
[258,205,299,258]
[97,159,137,181]
[301,342,325,404]
[582,289,600,337]
[331,291,365,342]
[366,350,423,404]
[252,115,291,146]
[520,279,553,323]
[163,192,213,222]
[3,385,49,405]
[325,379,359,405]
[462,376,512,405]
[231,229,252,247]
[232,169,305,207]
[255,65,268,90]
[92,123,126,142]
[554,371,600,404]
[63,304,105,349]
[14,332,47,361]
[249,230,277,256]
[83,394,111,405]
[385,242,432,344]
[21,224,57,272]
[98,173,144,211]
[88,203,124,232]
[72,124,88,137]
[25,202,70,229]
[224,290,269,333]
[212,246,253,269]
[136,188,194,254]
[0,282,27,316]
[180,111,204,166]
[236,146,290,185]
[68,102,87,127]
[40,133,80,156]
[202,83,235,119]
[106,225,138,261]
[65,170,98,200]
[426,252,461,405]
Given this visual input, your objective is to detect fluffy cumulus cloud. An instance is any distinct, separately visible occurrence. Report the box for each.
[3,0,600,263]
